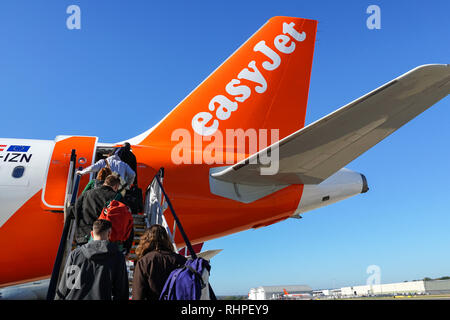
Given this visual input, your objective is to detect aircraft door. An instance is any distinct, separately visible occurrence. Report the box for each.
[41,136,98,210]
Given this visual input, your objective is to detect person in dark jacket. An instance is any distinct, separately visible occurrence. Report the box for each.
[55,219,129,300]
[115,142,143,214]
[75,174,122,245]
[81,167,112,194]
[132,224,186,300]
[116,142,138,184]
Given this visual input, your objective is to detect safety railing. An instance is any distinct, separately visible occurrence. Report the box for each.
[147,168,217,299]
[150,168,198,259]
[46,150,82,300]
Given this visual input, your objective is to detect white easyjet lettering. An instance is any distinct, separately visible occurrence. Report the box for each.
[274,34,296,54]
[192,21,306,136]
[192,112,219,136]
[225,79,251,102]
[283,22,306,41]
[237,61,267,94]
[208,95,238,120]
[253,40,281,71]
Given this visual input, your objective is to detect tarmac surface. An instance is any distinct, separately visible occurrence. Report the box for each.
[331,294,450,300]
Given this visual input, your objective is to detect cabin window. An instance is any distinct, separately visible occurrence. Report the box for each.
[12,166,25,178]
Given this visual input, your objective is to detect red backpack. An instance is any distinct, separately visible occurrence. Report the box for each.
[99,200,134,242]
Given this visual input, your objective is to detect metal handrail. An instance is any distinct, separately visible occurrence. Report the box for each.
[153,168,197,259]
[63,150,77,221]
[152,167,217,300]
[46,158,82,300]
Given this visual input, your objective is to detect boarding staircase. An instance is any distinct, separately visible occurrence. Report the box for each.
[45,149,149,299]
[125,213,146,295]
[46,149,82,300]
[126,168,196,295]
[46,152,216,300]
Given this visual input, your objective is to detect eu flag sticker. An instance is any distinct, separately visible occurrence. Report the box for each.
[7,145,30,152]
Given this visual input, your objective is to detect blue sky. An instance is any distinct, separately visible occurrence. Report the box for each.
[0,1,449,295]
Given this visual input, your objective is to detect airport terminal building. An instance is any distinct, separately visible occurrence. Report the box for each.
[314,279,450,298]
[339,279,450,297]
[249,280,450,299]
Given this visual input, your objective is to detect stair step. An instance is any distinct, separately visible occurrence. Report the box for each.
[128,212,148,296]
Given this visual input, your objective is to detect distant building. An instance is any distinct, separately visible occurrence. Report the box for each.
[249,280,450,300]
[248,285,312,300]
[339,279,450,297]
[313,289,341,298]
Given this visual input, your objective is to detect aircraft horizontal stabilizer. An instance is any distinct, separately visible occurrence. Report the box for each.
[211,64,450,186]
[189,249,223,261]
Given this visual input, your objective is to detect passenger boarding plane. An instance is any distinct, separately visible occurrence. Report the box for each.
[0,16,449,296]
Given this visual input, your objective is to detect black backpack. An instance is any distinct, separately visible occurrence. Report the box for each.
[122,185,143,215]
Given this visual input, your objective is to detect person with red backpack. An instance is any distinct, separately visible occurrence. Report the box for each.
[74,174,123,245]
[99,199,134,255]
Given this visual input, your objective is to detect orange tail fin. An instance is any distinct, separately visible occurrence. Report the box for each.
[129,16,317,147]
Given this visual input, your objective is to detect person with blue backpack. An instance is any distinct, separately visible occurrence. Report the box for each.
[132,170,217,300]
[131,224,186,300]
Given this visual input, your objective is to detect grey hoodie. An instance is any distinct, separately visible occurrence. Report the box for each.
[55,240,129,300]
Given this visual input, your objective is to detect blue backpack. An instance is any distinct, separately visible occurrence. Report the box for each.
[153,170,217,300]
[159,258,212,300]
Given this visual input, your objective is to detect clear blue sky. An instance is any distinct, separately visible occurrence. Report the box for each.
[0,1,449,295]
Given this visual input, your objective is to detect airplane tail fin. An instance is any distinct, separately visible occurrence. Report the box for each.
[129,17,317,150]
[283,289,289,295]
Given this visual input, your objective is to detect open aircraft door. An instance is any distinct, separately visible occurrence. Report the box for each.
[41,136,98,211]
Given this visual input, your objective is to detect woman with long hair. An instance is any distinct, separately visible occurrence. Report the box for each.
[132,225,186,300]
[81,167,112,193]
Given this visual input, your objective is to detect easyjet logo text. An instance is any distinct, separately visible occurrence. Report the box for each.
[192,22,306,136]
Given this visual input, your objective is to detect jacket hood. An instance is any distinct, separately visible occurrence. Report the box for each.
[81,240,118,260]
[108,154,121,161]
